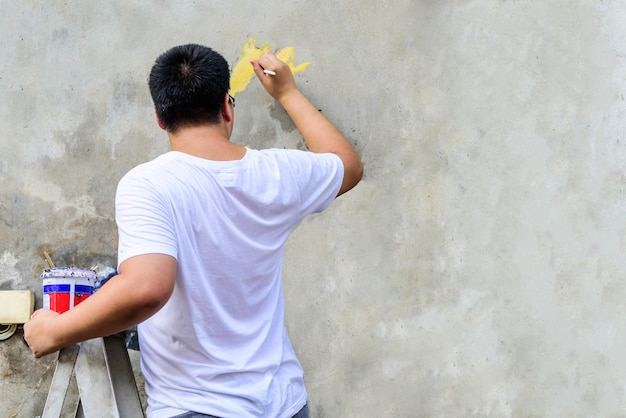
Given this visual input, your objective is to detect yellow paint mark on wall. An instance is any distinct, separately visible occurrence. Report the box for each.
[276,46,311,74]
[229,37,311,97]
[229,38,271,96]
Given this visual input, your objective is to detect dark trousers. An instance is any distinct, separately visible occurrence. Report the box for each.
[171,403,309,418]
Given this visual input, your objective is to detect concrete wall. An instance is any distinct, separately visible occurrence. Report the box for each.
[1,1,626,416]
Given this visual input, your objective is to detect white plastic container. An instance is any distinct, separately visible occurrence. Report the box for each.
[41,267,95,313]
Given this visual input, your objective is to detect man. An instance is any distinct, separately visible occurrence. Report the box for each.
[25,44,363,417]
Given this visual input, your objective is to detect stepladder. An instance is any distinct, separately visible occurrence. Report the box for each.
[41,333,144,418]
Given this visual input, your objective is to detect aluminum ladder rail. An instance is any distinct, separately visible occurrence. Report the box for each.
[41,334,144,418]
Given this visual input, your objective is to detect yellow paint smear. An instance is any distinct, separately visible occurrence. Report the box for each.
[276,46,311,74]
[229,37,311,97]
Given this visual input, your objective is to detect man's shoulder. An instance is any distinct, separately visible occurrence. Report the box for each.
[121,152,175,179]
[255,148,341,164]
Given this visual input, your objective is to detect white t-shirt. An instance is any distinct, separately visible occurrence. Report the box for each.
[115,148,343,418]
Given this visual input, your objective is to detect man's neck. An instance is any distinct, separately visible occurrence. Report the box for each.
[168,125,246,161]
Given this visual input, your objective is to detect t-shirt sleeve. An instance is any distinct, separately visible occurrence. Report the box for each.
[286,150,344,216]
[115,169,178,268]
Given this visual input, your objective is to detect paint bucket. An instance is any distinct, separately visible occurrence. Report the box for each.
[41,267,96,313]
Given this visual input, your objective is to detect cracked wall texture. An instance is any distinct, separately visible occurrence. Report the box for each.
[1,1,626,417]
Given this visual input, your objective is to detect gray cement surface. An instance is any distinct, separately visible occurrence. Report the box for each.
[1,1,626,417]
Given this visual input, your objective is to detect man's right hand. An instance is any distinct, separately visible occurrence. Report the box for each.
[250,53,298,103]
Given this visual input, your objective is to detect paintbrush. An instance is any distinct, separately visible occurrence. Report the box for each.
[43,251,55,268]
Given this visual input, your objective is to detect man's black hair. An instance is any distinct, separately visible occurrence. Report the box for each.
[149,44,230,132]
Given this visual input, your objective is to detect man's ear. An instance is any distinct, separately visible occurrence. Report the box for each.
[155,112,166,130]
[222,94,234,123]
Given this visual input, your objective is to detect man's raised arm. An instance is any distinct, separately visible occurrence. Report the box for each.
[251,54,363,196]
